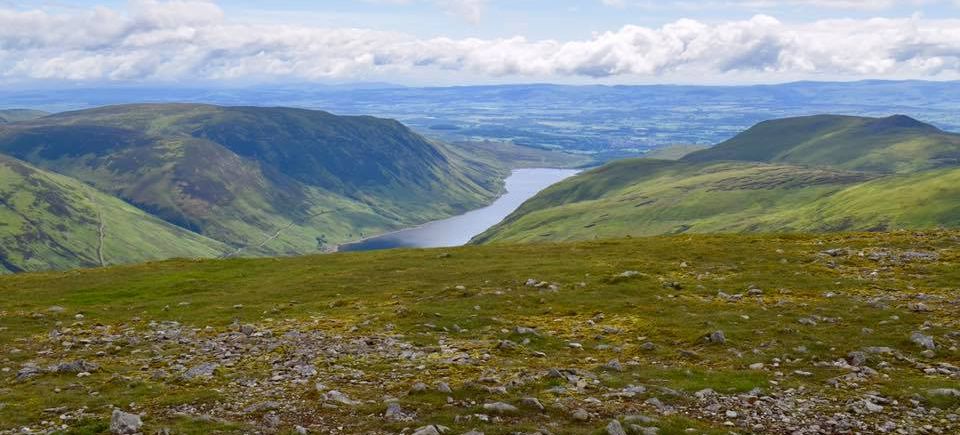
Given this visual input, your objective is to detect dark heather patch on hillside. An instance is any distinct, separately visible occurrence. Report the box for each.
[0,251,23,273]
[706,167,877,191]
[868,115,940,133]
[0,125,154,159]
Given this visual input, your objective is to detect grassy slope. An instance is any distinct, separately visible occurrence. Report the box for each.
[0,155,226,273]
[0,109,48,124]
[475,115,960,244]
[683,114,960,173]
[0,104,505,260]
[0,231,957,433]
[444,140,594,169]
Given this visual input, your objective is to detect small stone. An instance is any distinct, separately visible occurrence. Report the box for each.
[571,408,590,421]
[708,330,726,344]
[182,363,218,380]
[520,397,545,411]
[847,351,868,367]
[604,359,623,372]
[385,401,409,421]
[910,332,936,350]
[295,426,308,435]
[928,388,960,398]
[413,425,445,435]
[323,390,359,406]
[482,402,518,414]
[110,409,142,434]
[749,363,765,370]
[640,342,656,351]
[239,324,256,335]
[920,349,936,358]
[607,420,627,435]
[410,382,429,394]
[53,360,99,374]
[436,382,453,393]
[515,326,540,336]
[725,410,738,418]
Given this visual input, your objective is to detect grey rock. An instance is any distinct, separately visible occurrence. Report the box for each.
[515,326,540,336]
[497,340,518,350]
[461,431,484,435]
[110,409,142,434]
[847,351,868,367]
[708,330,726,344]
[437,382,453,393]
[910,332,936,350]
[295,426,308,435]
[385,401,411,421]
[624,415,658,424]
[182,363,218,380]
[604,359,623,372]
[239,324,256,335]
[410,382,429,394]
[53,360,99,374]
[413,425,449,435]
[323,390,359,406]
[606,420,627,435]
[482,402,518,414]
[571,408,590,421]
[928,388,960,398]
[16,364,43,381]
[640,342,656,351]
[520,397,545,411]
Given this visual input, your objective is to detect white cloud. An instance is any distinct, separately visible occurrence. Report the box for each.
[0,1,958,83]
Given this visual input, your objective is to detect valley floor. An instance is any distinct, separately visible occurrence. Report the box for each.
[0,231,958,434]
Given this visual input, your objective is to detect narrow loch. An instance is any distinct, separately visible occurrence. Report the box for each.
[340,168,579,251]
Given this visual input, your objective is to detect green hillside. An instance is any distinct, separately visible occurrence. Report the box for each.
[0,109,48,124]
[683,114,960,173]
[0,104,506,259]
[0,154,226,273]
[476,115,960,244]
[1,231,957,433]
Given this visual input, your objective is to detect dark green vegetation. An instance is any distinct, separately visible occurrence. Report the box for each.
[0,104,580,272]
[1,231,958,433]
[476,115,960,244]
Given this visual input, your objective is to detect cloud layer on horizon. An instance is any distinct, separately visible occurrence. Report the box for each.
[0,0,958,84]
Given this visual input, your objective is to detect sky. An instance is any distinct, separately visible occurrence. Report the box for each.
[0,0,959,86]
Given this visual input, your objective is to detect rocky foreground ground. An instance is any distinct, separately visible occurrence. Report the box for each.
[1,232,959,434]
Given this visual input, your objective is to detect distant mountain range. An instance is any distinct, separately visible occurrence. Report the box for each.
[474,114,960,244]
[0,104,586,272]
[3,80,959,156]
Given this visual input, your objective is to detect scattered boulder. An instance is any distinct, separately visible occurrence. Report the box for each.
[16,364,43,381]
[708,331,726,344]
[437,382,453,394]
[606,419,627,435]
[182,363,218,380]
[413,425,449,435]
[910,332,936,350]
[571,408,590,421]
[323,390,359,406]
[515,326,540,336]
[110,409,142,434]
[520,397,545,411]
[483,402,518,414]
[929,388,960,398]
[604,359,624,372]
[53,360,99,374]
